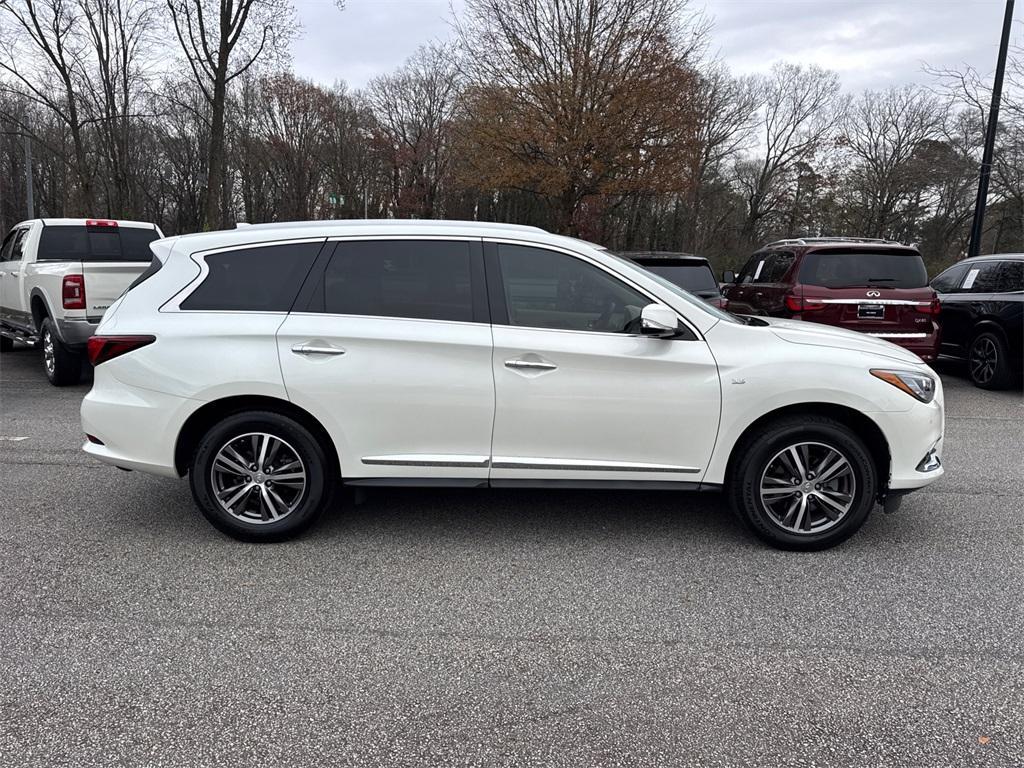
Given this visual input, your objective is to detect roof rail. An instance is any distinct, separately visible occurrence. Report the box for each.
[801,236,903,245]
[762,236,905,248]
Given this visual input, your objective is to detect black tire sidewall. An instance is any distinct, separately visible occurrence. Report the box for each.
[41,318,82,386]
[969,331,1012,390]
[732,418,877,551]
[190,411,329,542]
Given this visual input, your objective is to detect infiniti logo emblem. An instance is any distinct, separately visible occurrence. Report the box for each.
[866,290,881,297]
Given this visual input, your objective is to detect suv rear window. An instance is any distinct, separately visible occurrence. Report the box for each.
[38,225,159,262]
[181,242,322,312]
[638,262,719,294]
[799,250,928,289]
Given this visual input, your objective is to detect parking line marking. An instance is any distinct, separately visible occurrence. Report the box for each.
[0,436,29,441]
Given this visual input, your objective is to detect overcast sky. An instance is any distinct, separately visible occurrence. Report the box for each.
[292,0,1016,93]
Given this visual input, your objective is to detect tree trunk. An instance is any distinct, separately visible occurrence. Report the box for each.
[205,73,228,230]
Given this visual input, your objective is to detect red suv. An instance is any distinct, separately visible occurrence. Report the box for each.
[722,238,940,362]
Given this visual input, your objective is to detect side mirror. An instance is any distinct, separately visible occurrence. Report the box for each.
[641,303,679,338]
[722,270,736,284]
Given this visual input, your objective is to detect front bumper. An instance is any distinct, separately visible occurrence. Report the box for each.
[871,383,945,492]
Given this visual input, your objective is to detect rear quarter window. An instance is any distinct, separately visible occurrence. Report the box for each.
[181,242,322,312]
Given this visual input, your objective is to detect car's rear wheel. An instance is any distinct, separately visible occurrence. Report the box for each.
[968,331,1014,390]
[190,411,331,542]
[40,318,82,386]
[0,334,12,352]
[728,416,877,551]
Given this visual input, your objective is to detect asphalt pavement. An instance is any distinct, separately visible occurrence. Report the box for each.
[1,344,1022,767]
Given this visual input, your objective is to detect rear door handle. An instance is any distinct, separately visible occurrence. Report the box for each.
[505,359,557,371]
[292,343,346,356]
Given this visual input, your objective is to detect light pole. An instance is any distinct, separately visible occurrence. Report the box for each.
[967,0,1015,259]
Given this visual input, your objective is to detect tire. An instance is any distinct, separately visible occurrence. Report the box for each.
[727,415,877,551]
[189,411,332,542]
[968,331,1014,390]
[0,334,12,352]
[40,317,82,386]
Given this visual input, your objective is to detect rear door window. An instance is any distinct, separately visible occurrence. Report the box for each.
[309,240,477,323]
[181,242,322,312]
[38,224,160,262]
[962,261,1002,293]
[799,250,928,289]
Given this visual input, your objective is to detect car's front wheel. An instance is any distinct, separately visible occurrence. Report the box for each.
[190,411,332,542]
[728,416,877,551]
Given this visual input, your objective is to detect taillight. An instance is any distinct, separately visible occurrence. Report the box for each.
[86,335,155,366]
[62,274,86,310]
[915,298,941,315]
[86,219,118,228]
[785,294,825,312]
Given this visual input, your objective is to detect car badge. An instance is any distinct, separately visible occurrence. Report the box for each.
[866,290,881,297]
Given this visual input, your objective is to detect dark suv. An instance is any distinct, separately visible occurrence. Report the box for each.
[930,254,1023,389]
[621,252,727,309]
[722,238,940,362]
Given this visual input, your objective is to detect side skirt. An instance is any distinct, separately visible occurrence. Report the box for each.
[345,478,721,492]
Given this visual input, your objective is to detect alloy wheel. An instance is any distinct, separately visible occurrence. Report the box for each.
[209,432,307,524]
[969,336,998,385]
[42,328,55,377]
[759,441,856,535]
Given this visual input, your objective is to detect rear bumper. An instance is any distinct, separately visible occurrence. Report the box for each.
[56,317,99,349]
[81,370,198,477]
[862,331,940,363]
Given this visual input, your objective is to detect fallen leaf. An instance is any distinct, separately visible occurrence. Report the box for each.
[979,736,991,745]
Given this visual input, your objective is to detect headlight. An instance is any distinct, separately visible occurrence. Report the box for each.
[870,369,936,403]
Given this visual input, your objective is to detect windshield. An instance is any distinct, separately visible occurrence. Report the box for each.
[603,250,739,324]
[638,263,720,294]
[799,250,928,289]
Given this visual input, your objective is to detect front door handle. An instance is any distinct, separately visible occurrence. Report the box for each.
[292,343,346,356]
[505,359,557,371]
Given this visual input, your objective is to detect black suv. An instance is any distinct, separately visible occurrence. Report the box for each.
[930,254,1023,389]
[620,252,727,309]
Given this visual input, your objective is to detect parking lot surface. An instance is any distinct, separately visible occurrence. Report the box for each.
[1,346,1022,767]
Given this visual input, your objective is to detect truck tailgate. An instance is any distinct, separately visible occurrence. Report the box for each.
[83,261,151,321]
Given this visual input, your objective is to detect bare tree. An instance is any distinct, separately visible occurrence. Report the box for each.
[839,85,944,238]
[0,0,96,211]
[684,64,758,250]
[166,0,298,229]
[367,44,461,219]
[737,62,843,242]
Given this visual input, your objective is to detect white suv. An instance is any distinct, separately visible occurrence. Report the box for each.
[81,221,945,549]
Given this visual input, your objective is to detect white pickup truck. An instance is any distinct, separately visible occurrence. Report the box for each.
[0,218,162,385]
